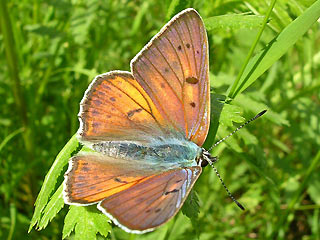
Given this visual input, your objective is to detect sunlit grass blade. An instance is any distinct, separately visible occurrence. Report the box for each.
[228,0,320,99]
[204,14,264,31]
[227,0,276,99]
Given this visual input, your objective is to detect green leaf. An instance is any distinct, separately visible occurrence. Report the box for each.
[63,206,79,239]
[204,14,264,31]
[234,94,290,126]
[217,125,243,153]
[229,0,320,98]
[202,93,225,150]
[219,104,244,127]
[63,205,111,239]
[238,128,258,146]
[308,174,320,205]
[38,184,64,230]
[182,190,200,219]
[29,134,79,232]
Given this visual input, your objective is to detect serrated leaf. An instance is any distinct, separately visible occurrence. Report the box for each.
[29,134,79,232]
[63,205,111,240]
[63,206,80,239]
[90,210,112,237]
[238,128,258,145]
[38,184,64,230]
[219,104,245,127]
[218,125,243,153]
[204,14,264,31]
[182,190,200,219]
[234,94,289,126]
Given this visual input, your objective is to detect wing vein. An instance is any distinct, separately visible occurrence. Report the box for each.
[124,174,177,222]
[148,188,178,226]
[185,15,199,78]
[106,79,164,130]
[163,33,188,135]
[153,44,183,87]
[111,181,169,212]
[76,175,152,199]
[134,70,180,131]
[142,54,183,104]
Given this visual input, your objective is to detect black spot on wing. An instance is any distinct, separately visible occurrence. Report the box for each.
[92,122,100,128]
[164,189,179,195]
[127,108,143,118]
[114,177,128,184]
[77,175,85,180]
[93,100,102,106]
[190,102,196,108]
[186,77,199,84]
[82,167,90,172]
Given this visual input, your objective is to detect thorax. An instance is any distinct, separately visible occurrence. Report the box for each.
[92,138,202,169]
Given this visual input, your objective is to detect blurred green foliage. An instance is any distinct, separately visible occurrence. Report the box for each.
[1,0,320,239]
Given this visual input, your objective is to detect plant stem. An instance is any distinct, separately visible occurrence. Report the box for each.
[274,150,320,238]
[227,0,277,99]
[0,0,33,156]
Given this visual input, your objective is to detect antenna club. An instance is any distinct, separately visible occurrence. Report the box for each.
[255,109,267,118]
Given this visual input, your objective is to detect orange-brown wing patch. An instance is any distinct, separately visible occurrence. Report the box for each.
[131,9,210,146]
[79,71,167,143]
[64,154,157,204]
[98,166,202,232]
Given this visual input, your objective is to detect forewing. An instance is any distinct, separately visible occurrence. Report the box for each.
[78,71,168,143]
[131,8,210,146]
[63,153,158,205]
[98,166,202,233]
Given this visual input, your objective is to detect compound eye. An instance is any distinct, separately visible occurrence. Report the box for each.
[201,159,209,167]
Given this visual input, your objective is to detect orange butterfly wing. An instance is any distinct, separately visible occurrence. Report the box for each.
[78,8,210,146]
[78,71,169,143]
[98,166,201,232]
[131,8,210,146]
[64,154,158,204]
[64,154,201,232]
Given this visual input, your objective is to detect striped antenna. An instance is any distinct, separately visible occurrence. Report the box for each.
[209,160,245,210]
[208,110,267,152]
[202,153,245,210]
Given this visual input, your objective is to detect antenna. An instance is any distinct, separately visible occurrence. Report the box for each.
[203,110,267,210]
[202,153,245,210]
[208,110,267,152]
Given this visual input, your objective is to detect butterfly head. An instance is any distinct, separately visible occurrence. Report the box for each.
[196,148,218,167]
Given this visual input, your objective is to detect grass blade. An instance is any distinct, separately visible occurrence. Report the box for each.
[228,0,320,99]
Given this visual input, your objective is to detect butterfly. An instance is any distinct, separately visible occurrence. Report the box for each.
[63,8,215,233]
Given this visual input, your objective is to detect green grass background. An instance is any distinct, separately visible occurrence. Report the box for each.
[1,0,320,239]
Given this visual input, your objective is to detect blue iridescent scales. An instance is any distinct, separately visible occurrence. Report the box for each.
[63,8,210,233]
